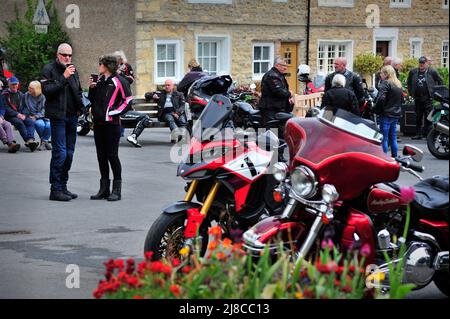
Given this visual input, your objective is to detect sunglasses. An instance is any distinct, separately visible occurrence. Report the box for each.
[59,53,72,58]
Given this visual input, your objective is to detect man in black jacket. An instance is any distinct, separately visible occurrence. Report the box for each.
[325,57,364,107]
[407,56,444,139]
[259,57,294,118]
[41,43,83,201]
[127,79,186,147]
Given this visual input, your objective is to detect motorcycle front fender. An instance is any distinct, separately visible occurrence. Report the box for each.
[162,201,202,214]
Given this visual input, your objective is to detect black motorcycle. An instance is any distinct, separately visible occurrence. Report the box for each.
[427,85,449,160]
[77,93,146,136]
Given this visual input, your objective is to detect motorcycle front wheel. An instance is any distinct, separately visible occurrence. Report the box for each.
[144,212,209,260]
[427,129,449,159]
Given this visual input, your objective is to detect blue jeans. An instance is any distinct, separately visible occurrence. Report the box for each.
[380,116,399,158]
[7,117,36,142]
[163,112,187,131]
[49,116,77,191]
[34,118,51,141]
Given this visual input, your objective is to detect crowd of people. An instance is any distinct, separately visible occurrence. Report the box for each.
[0,41,446,201]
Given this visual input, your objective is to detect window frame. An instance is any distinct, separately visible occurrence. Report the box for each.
[389,0,412,8]
[154,39,183,85]
[442,40,449,68]
[409,37,423,58]
[195,35,231,76]
[317,0,354,8]
[317,40,354,76]
[252,42,275,81]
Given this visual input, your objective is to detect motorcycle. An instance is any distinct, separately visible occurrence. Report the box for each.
[360,79,378,124]
[427,85,449,160]
[297,64,325,95]
[77,92,152,136]
[243,107,449,296]
[143,92,293,260]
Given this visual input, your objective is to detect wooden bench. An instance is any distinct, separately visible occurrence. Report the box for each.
[131,98,169,128]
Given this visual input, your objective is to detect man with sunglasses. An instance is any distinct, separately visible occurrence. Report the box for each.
[41,43,83,201]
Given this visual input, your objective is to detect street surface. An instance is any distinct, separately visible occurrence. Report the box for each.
[0,128,448,298]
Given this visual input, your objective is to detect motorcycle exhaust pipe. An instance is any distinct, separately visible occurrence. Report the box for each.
[435,122,449,135]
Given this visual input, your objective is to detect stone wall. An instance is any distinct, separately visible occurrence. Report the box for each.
[0,0,136,91]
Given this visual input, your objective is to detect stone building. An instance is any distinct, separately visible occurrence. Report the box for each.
[0,0,448,97]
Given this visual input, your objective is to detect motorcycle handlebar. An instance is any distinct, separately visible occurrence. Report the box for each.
[396,157,425,173]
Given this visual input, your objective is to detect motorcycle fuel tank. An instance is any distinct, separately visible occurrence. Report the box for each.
[367,185,406,214]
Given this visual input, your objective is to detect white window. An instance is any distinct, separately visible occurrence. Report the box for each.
[188,0,232,3]
[253,43,274,80]
[442,41,449,68]
[444,0,449,9]
[409,38,423,58]
[317,41,353,75]
[318,0,354,7]
[390,0,411,8]
[154,40,183,84]
[196,35,230,76]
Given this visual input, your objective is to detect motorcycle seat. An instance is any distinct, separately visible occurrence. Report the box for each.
[412,176,449,217]
[275,112,294,121]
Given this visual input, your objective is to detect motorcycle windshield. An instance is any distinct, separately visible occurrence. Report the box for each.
[192,94,233,142]
[319,107,383,143]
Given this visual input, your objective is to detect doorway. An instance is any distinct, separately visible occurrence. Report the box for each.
[376,41,390,58]
[280,42,299,93]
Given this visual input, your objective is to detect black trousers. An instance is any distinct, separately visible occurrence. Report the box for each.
[414,98,432,136]
[94,124,122,180]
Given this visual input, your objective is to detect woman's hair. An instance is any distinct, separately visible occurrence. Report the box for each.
[113,50,127,64]
[188,58,200,69]
[29,81,42,96]
[381,65,402,88]
[331,74,346,88]
[99,55,119,74]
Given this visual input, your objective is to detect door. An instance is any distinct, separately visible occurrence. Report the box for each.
[376,41,390,58]
[280,43,298,93]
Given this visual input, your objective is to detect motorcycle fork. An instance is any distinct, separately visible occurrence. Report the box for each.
[184,181,221,239]
[184,180,199,202]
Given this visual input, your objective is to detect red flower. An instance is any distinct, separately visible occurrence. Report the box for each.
[114,259,125,270]
[161,264,173,275]
[348,265,356,273]
[341,285,352,293]
[144,251,154,260]
[303,288,315,299]
[133,295,144,299]
[334,279,341,286]
[321,239,334,250]
[360,244,372,257]
[126,276,139,288]
[169,284,181,297]
[208,241,218,251]
[208,226,222,237]
[182,266,192,274]
[150,261,164,273]
[171,258,181,267]
[93,289,103,299]
[400,186,415,204]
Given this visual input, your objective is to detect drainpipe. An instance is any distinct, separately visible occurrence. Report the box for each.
[306,0,311,65]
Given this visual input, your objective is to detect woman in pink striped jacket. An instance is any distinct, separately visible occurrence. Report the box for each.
[88,55,133,202]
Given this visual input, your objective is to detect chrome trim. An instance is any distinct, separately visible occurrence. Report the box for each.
[433,251,449,271]
[281,198,298,219]
[413,231,441,250]
[295,215,324,265]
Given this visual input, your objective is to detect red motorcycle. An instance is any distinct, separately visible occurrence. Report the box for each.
[144,93,290,260]
[243,107,449,295]
[297,65,325,95]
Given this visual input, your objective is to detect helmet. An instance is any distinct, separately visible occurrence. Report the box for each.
[297,64,311,82]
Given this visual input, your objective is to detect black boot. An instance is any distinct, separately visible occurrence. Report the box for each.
[49,190,72,202]
[62,186,78,199]
[107,180,121,201]
[91,179,111,200]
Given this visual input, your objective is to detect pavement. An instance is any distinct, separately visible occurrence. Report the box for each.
[0,128,448,299]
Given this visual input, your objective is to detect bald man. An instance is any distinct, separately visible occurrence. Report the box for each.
[324,57,365,107]
[41,43,83,201]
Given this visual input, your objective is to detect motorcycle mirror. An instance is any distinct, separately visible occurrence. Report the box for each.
[403,145,424,162]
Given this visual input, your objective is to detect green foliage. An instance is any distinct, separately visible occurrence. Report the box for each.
[437,67,449,87]
[353,53,384,77]
[0,0,70,90]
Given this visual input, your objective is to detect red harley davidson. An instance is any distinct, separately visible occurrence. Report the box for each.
[243,107,449,295]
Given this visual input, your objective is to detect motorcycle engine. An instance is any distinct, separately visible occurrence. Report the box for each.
[403,242,435,288]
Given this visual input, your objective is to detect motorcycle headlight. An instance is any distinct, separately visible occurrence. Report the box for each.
[291,166,318,199]
[272,162,288,182]
[322,184,339,204]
